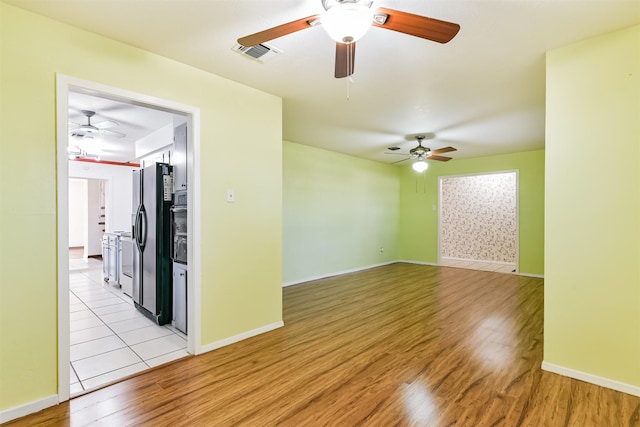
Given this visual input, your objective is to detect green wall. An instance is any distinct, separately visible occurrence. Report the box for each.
[544,25,640,386]
[283,141,400,284]
[398,150,545,276]
[0,3,282,412]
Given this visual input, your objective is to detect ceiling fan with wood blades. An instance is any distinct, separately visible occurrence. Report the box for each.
[237,0,460,79]
[69,110,126,139]
[387,134,457,164]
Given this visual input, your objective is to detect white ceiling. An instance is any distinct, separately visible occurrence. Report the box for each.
[68,91,180,163]
[7,0,640,164]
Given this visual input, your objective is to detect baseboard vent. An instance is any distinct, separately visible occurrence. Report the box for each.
[232,43,282,62]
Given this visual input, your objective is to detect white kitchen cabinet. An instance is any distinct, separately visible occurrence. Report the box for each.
[173,262,187,334]
[173,123,187,192]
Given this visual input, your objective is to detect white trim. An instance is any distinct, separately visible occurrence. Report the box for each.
[188,107,202,356]
[56,77,71,403]
[199,321,285,354]
[55,74,202,395]
[0,395,59,424]
[397,259,439,267]
[517,272,544,279]
[282,261,397,287]
[282,260,537,289]
[440,256,515,266]
[541,361,640,397]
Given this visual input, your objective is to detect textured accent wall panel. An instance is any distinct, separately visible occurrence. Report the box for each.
[441,172,517,263]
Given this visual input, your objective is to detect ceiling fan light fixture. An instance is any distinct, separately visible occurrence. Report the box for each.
[321,4,373,43]
[80,125,98,133]
[412,159,429,173]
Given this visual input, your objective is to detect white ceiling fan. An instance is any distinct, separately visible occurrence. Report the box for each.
[69,110,126,139]
[67,146,100,161]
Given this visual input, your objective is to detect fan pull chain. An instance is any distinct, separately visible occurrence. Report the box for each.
[423,169,426,193]
[347,43,351,100]
[415,170,427,193]
[346,42,354,100]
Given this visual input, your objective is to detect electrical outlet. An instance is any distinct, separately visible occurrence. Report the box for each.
[379,247,384,254]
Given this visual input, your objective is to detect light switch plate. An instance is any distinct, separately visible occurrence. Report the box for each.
[227,189,235,202]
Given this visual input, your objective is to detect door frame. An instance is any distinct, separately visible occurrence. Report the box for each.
[437,170,519,271]
[56,74,202,402]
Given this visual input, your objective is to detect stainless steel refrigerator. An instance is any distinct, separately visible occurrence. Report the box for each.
[132,163,173,325]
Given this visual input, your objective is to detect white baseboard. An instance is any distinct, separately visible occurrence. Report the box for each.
[406,258,544,279]
[517,272,544,279]
[397,260,439,267]
[441,256,515,266]
[0,394,58,424]
[199,321,284,354]
[541,361,640,397]
[283,260,542,286]
[282,261,397,287]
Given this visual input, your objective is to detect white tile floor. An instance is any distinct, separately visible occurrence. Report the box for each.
[69,252,188,396]
[440,257,516,274]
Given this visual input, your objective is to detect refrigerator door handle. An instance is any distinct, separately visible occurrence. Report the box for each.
[134,205,142,249]
[140,205,148,250]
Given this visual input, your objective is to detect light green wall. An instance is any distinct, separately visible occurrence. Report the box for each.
[398,150,545,276]
[0,3,282,411]
[283,141,400,284]
[544,25,640,385]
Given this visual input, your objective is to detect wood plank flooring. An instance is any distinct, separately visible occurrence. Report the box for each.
[5,263,640,426]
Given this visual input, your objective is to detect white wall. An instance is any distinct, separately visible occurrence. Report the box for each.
[69,161,137,233]
[136,123,173,160]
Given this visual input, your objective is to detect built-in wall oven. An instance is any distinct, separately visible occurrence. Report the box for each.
[171,192,187,264]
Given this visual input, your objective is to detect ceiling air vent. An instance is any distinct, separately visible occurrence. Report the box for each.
[232,43,282,62]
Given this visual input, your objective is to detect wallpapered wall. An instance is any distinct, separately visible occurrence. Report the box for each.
[440,172,517,263]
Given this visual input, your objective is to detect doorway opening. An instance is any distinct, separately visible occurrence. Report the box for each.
[68,178,106,261]
[438,171,518,274]
[57,75,201,402]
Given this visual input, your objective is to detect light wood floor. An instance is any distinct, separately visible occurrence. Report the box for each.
[6,263,640,426]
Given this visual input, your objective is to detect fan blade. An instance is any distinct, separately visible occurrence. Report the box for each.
[426,154,452,162]
[372,7,460,44]
[385,152,410,156]
[335,42,356,78]
[95,120,119,130]
[101,129,126,138]
[430,146,457,155]
[238,15,320,46]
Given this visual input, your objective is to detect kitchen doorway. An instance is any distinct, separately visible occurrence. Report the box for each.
[57,75,202,403]
[67,173,188,396]
[438,171,518,273]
